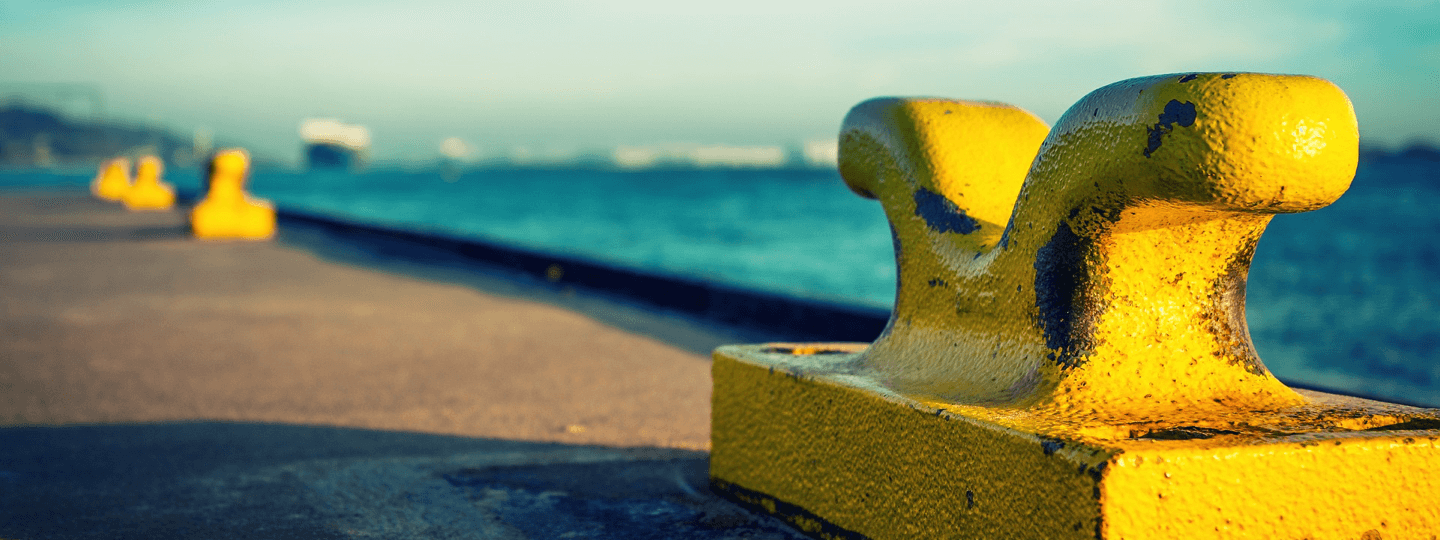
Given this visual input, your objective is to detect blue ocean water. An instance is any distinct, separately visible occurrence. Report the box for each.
[4,160,1438,406]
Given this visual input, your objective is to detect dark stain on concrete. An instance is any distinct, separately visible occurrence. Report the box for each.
[448,459,807,540]
[711,478,867,540]
[0,423,728,540]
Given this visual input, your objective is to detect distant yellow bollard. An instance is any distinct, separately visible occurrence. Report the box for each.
[190,149,276,240]
[122,155,176,211]
[91,157,132,201]
[711,73,1440,539]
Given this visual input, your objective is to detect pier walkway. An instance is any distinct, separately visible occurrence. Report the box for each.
[0,191,803,539]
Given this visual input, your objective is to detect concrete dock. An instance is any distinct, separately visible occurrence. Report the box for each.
[0,191,804,539]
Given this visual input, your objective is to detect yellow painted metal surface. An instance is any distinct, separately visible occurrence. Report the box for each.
[839,72,1357,415]
[122,155,176,211]
[190,149,276,240]
[713,345,1440,539]
[711,72,1440,539]
[91,157,132,201]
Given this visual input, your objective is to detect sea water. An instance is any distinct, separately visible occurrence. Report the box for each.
[4,159,1437,406]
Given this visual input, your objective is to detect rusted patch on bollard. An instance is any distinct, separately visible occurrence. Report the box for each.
[912,188,980,235]
[1143,99,1197,158]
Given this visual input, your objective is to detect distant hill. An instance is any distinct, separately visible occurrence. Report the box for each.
[0,105,192,168]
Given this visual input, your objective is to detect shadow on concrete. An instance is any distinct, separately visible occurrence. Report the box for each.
[0,422,803,540]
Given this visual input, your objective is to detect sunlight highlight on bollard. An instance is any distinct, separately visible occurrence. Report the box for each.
[710,73,1440,539]
[91,157,132,202]
[122,155,176,211]
[191,149,276,240]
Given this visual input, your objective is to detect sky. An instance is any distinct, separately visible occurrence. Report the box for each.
[1,0,1437,164]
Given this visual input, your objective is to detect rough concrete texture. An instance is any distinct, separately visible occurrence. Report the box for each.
[0,191,803,539]
[0,192,714,448]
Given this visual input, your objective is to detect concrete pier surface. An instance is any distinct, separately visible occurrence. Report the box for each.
[0,191,803,539]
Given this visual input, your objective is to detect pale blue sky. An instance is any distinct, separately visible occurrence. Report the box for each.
[2,0,1436,163]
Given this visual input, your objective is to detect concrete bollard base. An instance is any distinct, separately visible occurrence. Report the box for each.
[711,344,1440,540]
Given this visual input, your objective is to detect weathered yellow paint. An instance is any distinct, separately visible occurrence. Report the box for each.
[841,98,1049,252]
[840,73,1359,415]
[711,73,1440,539]
[122,155,176,211]
[713,345,1440,539]
[190,149,276,240]
[91,157,132,201]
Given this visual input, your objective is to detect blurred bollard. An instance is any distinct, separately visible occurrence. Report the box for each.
[191,148,275,240]
[91,157,132,201]
[710,73,1440,539]
[122,155,176,211]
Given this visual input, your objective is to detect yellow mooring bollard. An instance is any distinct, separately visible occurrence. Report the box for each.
[91,157,132,201]
[122,155,176,211]
[710,73,1440,539]
[191,148,276,240]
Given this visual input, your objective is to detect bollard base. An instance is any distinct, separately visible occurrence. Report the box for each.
[711,344,1440,540]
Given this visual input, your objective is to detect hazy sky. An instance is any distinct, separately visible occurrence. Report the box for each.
[2,0,1436,164]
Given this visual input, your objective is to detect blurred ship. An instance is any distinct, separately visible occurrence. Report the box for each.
[299,118,370,170]
[438,136,477,181]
